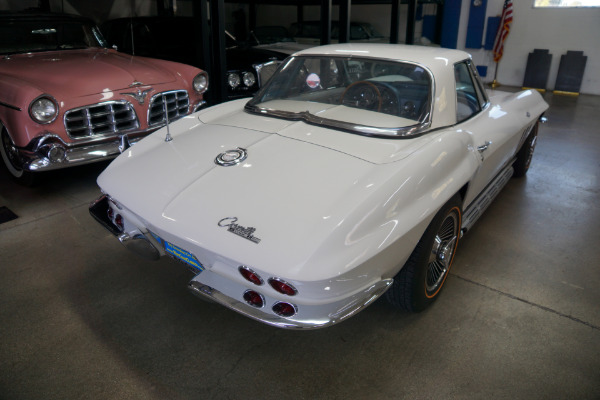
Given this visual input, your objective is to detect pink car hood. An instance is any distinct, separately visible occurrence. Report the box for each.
[0,49,179,97]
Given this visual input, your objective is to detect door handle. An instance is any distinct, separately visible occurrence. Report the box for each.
[477,141,492,153]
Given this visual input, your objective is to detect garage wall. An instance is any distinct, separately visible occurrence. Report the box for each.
[459,0,600,95]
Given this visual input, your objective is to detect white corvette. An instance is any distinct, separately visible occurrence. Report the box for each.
[90,44,548,329]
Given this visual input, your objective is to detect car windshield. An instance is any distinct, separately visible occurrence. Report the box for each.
[0,19,107,55]
[245,55,432,138]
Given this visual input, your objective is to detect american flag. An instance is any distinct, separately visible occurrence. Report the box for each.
[493,0,513,62]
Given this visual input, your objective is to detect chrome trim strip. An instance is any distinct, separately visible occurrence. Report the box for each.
[0,100,22,111]
[461,163,514,234]
[245,106,431,138]
[187,278,393,330]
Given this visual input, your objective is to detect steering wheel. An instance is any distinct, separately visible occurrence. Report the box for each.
[341,81,382,112]
[458,91,479,113]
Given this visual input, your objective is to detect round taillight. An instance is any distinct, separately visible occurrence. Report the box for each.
[243,290,264,308]
[268,278,297,296]
[272,302,297,318]
[114,214,124,231]
[239,266,263,285]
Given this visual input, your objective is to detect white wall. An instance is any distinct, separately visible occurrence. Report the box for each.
[459,1,600,95]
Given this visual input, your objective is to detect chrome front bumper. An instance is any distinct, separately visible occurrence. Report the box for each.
[20,133,148,172]
[19,101,207,173]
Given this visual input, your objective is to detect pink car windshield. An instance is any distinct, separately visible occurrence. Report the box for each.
[1,19,106,55]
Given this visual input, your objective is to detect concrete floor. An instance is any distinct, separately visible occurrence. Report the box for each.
[1,91,599,400]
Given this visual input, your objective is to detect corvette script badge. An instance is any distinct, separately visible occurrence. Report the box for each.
[218,217,261,244]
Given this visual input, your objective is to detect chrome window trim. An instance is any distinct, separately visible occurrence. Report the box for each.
[467,59,490,109]
[253,60,282,88]
[453,59,487,123]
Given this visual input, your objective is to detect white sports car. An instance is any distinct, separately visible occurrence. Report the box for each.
[90,44,548,329]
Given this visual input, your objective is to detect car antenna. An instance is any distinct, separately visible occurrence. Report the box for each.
[129,1,135,55]
[162,94,172,142]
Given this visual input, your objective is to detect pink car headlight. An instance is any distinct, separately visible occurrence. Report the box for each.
[29,95,59,124]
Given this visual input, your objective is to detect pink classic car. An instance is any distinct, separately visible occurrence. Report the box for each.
[0,12,208,184]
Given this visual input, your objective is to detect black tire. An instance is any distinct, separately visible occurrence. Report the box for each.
[386,195,462,312]
[0,126,36,186]
[513,121,539,178]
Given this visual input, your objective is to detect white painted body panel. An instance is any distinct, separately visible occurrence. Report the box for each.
[94,44,549,328]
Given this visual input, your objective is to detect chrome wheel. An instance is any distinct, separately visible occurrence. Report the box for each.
[513,122,539,178]
[525,134,537,171]
[426,210,459,295]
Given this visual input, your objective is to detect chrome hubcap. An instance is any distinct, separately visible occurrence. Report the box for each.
[1,131,22,171]
[525,135,537,169]
[426,212,459,293]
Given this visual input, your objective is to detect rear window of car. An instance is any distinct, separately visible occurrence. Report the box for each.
[246,55,433,138]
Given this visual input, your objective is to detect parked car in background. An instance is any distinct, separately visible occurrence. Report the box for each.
[0,12,208,184]
[101,17,291,100]
[90,44,547,329]
[290,21,387,44]
[248,25,312,58]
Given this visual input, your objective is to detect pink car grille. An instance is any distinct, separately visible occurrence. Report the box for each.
[148,90,190,127]
[64,101,139,139]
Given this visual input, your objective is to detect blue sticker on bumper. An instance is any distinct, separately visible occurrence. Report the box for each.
[151,232,204,272]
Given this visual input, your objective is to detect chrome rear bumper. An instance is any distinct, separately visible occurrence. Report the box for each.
[89,195,161,260]
[188,275,393,329]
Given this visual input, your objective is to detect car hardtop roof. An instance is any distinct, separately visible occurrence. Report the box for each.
[293,43,471,68]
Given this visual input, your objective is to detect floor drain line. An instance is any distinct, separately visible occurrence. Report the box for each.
[451,273,599,331]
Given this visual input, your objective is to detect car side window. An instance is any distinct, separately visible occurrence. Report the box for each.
[454,62,481,122]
